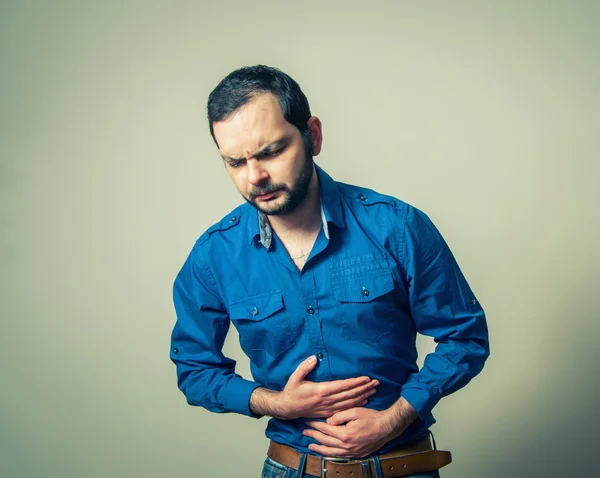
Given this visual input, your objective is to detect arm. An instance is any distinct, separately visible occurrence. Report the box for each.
[250,356,379,419]
[304,396,419,458]
[170,244,261,417]
[304,205,489,457]
[399,206,490,424]
[171,243,379,418]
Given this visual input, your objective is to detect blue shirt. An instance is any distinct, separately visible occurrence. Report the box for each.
[170,165,489,454]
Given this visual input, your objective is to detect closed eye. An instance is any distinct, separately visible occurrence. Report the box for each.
[223,139,287,166]
[257,148,282,160]
[227,159,245,168]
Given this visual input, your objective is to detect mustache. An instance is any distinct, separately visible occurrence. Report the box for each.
[249,184,287,199]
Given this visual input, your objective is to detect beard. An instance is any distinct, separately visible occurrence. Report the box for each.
[244,153,314,216]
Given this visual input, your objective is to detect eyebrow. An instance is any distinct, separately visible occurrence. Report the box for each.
[222,138,289,162]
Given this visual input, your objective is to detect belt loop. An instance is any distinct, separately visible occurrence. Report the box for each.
[371,455,384,478]
[296,453,308,477]
[429,431,438,450]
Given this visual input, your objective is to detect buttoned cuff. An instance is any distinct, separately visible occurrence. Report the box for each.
[221,378,263,418]
[400,387,438,428]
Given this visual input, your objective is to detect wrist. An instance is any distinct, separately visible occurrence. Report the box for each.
[382,397,418,439]
[250,387,289,419]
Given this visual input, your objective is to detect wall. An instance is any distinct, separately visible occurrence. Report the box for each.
[1,1,599,476]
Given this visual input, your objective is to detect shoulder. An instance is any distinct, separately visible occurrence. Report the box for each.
[177,202,253,279]
[333,180,441,245]
[194,202,253,247]
[335,180,412,220]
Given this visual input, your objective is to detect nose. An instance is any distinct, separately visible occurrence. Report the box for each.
[246,159,269,185]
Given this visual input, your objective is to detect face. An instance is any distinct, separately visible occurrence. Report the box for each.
[213,93,321,216]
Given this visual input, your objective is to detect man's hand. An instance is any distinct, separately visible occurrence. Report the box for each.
[250,355,379,420]
[303,397,418,458]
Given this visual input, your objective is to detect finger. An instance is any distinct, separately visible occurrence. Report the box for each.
[308,398,367,419]
[327,398,369,415]
[324,382,378,404]
[320,377,377,395]
[308,443,354,458]
[327,408,360,426]
[319,385,376,411]
[302,428,346,448]
[287,356,318,384]
[305,421,347,440]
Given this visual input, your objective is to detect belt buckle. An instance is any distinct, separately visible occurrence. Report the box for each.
[320,456,371,478]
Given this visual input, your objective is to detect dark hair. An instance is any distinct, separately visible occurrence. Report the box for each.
[207,65,313,156]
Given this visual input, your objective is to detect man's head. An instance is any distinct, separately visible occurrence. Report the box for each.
[207,65,322,216]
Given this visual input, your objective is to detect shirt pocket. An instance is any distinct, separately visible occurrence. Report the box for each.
[228,291,295,362]
[332,268,397,343]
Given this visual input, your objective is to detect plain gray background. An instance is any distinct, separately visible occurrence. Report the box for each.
[1,1,599,477]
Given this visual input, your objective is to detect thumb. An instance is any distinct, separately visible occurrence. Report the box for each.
[288,355,318,384]
[327,408,358,426]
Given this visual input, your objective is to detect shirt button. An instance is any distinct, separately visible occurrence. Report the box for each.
[307,306,315,315]
[172,347,179,355]
[358,194,366,201]
[251,307,259,316]
[317,352,324,360]
[362,287,370,296]
[230,216,237,222]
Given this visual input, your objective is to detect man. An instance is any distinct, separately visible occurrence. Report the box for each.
[170,65,489,478]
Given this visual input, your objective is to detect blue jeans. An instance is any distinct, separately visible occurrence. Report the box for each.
[261,456,441,478]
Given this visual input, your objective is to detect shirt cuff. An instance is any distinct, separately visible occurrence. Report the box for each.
[400,386,439,428]
[220,378,264,418]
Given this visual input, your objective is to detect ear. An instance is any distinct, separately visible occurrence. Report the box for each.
[307,116,323,156]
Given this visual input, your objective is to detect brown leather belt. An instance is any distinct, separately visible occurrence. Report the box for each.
[267,435,452,477]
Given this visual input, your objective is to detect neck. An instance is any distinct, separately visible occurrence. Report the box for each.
[267,167,322,236]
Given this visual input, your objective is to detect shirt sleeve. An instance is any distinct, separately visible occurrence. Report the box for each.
[399,206,490,425]
[170,242,262,417]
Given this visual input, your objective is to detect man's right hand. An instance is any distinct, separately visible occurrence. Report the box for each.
[250,355,379,420]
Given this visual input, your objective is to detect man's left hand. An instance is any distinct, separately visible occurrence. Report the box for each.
[303,401,415,458]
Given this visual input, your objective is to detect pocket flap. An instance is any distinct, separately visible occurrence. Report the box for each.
[229,291,285,321]
[333,271,395,303]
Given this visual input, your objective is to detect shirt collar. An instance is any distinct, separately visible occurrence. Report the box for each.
[248,163,345,248]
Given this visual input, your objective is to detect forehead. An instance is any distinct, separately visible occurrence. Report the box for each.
[213,93,294,156]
